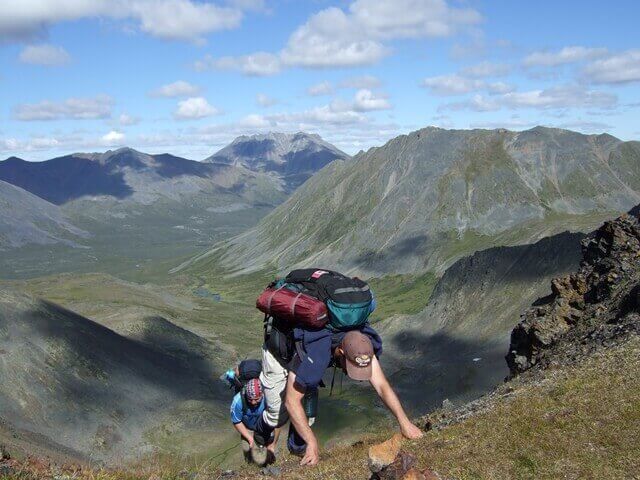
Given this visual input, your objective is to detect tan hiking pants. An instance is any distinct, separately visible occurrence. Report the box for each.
[259,346,289,428]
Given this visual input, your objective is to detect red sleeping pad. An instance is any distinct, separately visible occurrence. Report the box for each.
[256,286,328,329]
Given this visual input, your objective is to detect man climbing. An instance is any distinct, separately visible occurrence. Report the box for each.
[253,268,423,466]
[254,324,423,466]
[229,378,267,463]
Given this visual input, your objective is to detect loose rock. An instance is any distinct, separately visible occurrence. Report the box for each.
[368,434,403,473]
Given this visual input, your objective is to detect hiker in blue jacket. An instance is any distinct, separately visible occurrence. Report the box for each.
[229,378,266,462]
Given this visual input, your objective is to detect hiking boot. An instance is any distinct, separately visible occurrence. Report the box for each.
[251,444,268,466]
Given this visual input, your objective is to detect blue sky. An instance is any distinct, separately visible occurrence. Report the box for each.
[1,0,639,160]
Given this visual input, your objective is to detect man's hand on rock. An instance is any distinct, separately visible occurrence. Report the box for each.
[300,440,320,466]
[400,421,424,440]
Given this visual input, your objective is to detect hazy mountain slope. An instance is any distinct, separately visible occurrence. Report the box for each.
[0,148,285,207]
[191,126,640,277]
[206,132,350,191]
[0,180,89,249]
[0,148,288,279]
[376,230,584,412]
[0,289,229,462]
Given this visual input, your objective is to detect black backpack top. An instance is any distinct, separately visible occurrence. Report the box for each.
[232,359,262,393]
[285,269,373,330]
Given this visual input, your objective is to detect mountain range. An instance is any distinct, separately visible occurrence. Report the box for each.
[188,126,640,277]
[0,133,348,278]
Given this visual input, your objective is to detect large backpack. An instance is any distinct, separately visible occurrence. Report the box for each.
[285,269,374,331]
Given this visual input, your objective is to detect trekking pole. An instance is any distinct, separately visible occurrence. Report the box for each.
[329,363,337,396]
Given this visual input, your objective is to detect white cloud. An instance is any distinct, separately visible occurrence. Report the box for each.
[307,81,334,96]
[101,130,125,146]
[174,97,220,120]
[256,93,278,107]
[557,120,613,132]
[422,74,484,95]
[348,0,482,38]
[0,0,245,43]
[461,61,510,77]
[501,86,616,109]
[340,75,381,89]
[487,82,515,94]
[280,7,390,68]
[523,46,608,67]
[195,52,281,76]
[13,95,114,121]
[353,89,391,111]
[118,113,139,126]
[469,119,535,130]
[19,44,71,66]
[150,80,201,98]
[583,49,640,84]
[238,113,271,128]
[269,105,368,128]
[208,0,481,74]
[440,85,617,112]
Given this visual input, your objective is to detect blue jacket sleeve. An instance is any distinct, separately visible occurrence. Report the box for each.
[230,393,243,424]
[292,328,333,390]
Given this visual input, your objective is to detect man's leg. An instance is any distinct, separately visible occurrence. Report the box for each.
[252,346,289,465]
[254,346,289,446]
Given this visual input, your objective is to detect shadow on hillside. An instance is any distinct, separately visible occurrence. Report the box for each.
[0,157,135,204]
[354,234,430,268]
[23,299,226,401]
[153,154,225,179]
[382,330,507,415]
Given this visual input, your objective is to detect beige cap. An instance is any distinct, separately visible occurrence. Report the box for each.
[342,331,374,381]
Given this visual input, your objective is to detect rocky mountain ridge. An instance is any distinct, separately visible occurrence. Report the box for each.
[205,132,350,192]
[194,126,640,277]
[507,205,640,376]
[0,147,284,206]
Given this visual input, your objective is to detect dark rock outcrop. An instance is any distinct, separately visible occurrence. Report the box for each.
[507,207,640,375]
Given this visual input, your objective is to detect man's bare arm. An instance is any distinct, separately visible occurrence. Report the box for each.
[369,356,423,439]
[285,372,320,465]
[233,422,254,445]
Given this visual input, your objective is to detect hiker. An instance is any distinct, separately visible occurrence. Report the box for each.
[253,269,423,466]
[255,327,423,465]
[229,378,267,463]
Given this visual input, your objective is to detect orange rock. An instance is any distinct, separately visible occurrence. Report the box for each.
[402,468,426,480]
[368,433,403,473]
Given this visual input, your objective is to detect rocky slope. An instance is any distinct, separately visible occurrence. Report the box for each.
[0,289,229,463]
[507,205,640,376]
[192,126,640,277]
[0,180,89,250]
[376,230,584,412]
[206,132,350,192]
